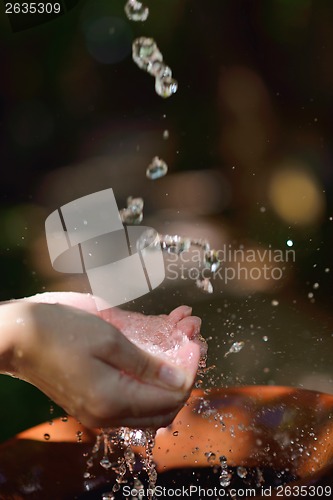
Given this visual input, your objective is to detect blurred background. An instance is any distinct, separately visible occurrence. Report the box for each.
[0,0,333,442]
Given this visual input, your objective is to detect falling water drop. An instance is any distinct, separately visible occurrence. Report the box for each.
[161,234,191,254]
[205,451,216,465]
[146,156,168,180]
[219,455,231,487]
[120,196,144,224]
[155,76,178,98]
[196,277,213,294]
[100,457,112,470]
[43,433,50,441]
[224,341,245,358]
[132,37,178,98]
[124,0,149,22]
[204,249,221,272]
[102,493,115,500]
[132,37,162,71]
[237,466,248,478]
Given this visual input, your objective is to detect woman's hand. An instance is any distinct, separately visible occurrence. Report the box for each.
[0,292,204,430]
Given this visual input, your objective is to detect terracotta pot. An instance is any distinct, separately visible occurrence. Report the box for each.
[1,386,333,499]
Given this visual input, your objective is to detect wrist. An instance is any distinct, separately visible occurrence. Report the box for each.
[0,301,32,375]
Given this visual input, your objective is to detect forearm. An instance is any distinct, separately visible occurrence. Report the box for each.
[0,301,30,375]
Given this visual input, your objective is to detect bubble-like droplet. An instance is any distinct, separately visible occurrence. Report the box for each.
[204,250,221,272]
[100,457,112,469]
[163,130,169,140]
[219,456,231,487]
[44,433,50,441]
[102,493,115,500]
[219,471,231,487]
[148,61,172,79]
[196,277,214,294]
[161,234,191,255]
[130,429,146,447]
[224,341,245,358]
[237,466,247,478]
[155,76,178,98]
[124,0,149,22]
[132,37,162,71]
[146,156,168,180]
[173,431,179,437]
[120,196,144,224]
[205,452,216,465]
[132,37,178,98]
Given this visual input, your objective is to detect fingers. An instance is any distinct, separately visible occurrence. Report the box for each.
[176,315,202,340]
[93,325,190,392]
[83,362,191,429]
[168,305,192,323]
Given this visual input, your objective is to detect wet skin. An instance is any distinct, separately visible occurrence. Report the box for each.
[0,292,204,430]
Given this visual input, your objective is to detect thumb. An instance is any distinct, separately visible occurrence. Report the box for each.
[95,328,197,392]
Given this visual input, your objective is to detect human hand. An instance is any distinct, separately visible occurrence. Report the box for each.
[0,292,204,430]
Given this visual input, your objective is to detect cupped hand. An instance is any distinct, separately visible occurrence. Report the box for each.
[2,292,205,430]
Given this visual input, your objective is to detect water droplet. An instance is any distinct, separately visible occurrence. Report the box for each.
[172,431,179,437]
[132,37,162,71]
[271,299,279,306]
[163,129,169,140]
[130,429,146,446]
[102,493,115,500]
[146,156,168,180]
[161,234,191,254]
[204,249,221,272]
[100,457,112,469]
[155,75,178,98]
[196,277,213,294]
[124,0,149,22]
[132,37,178,97]
[43,433,50,441]
[286,239,294,247]
[219,472,231,487]
[148,60,172,79]
[313,282,319,289]
[76,431,83,443]
[120,196,144,224]
[262,336,268,342]
[224,341,245,358]
[237,466,247,478]
[61,416,68,422]
[205,452,216,464]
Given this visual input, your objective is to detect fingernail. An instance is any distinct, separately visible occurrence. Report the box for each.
[159,364,186,389]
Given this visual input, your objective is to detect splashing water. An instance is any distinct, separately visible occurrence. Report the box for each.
[132,37,178,98]
[124,0,149,22]
[219,455,231,487]
[146,156,168,180]
[119,196,144,224]
[84,314,207,495]
[224,341,245,358]
[196,277,214,294]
